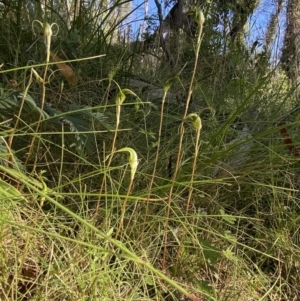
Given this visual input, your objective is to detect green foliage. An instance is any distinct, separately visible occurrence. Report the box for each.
[0,90,108,154]
[0,1,300,300]
[0,91,50,121]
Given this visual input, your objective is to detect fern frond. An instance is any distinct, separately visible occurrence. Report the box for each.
[67,104,113,130]
[0,92,50,122]
[0,91,109,154]
[59,115,91,153]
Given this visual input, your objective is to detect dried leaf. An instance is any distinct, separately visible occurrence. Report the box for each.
[51,52,78,86]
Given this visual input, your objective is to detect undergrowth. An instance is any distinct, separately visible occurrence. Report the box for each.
[0,3,300,301]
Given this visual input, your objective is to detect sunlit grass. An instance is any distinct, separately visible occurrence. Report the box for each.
[0,3,300,301]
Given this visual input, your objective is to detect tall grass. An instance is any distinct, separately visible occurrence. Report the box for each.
[0,1,300,301]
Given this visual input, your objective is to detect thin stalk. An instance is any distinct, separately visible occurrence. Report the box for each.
[162,10,204,269]
[95,88,139,218]
[25,22,54,171]
[174,114,201,275]
[142,85,170,238]
[95,90,122,217]
[115,177,134,239]
[186,124,201,214]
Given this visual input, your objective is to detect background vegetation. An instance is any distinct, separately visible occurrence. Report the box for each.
[0,0,300,300]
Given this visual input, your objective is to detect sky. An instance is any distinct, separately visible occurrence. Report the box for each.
[129,0,286,59]
[250,0,287,64]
